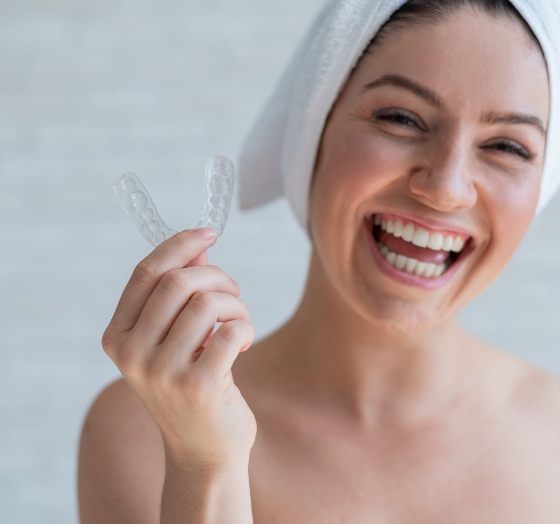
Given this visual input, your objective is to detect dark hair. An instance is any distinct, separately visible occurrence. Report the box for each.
[358,0,545,66]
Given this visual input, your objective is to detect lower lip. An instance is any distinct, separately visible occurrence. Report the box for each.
[363,218,468,290]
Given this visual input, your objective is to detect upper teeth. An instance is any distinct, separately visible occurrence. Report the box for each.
[374,215,467,252]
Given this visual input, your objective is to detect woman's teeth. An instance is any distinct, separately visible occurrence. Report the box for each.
[371,214,472,279]
[376,241,448,278]
[374,215,467,252]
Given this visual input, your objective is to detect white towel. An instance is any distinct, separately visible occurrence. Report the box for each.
[237,0,560,237]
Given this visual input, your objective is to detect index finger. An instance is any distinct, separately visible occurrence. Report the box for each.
[106,227,217,335]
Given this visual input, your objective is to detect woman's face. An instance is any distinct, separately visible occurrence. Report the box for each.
[308,7,549,333]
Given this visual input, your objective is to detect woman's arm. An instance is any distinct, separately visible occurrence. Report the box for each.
[77,378,253,524]
[161,458,253,524]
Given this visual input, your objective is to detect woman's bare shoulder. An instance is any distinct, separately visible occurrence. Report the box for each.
[80,376,165,459]
[495,347,560,426]
[78,377,165,524]
[458,338,560,429]
[84,377,163,440]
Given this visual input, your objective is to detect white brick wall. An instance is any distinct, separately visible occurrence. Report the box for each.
[1,1,559,522]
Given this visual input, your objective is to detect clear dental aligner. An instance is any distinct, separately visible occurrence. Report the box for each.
[113,155,235,247]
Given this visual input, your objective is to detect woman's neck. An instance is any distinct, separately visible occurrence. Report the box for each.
[263,250,478,429]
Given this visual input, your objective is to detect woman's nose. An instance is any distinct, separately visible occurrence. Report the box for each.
[407,140,478,212]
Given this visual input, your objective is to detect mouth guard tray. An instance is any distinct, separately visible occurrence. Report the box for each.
[113,155,235,247]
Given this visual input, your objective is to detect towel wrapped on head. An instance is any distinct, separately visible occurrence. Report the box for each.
[237,0,560,238]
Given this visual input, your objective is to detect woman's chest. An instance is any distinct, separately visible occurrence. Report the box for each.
[247,410,560,524]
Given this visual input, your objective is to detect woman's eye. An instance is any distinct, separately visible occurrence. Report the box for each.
[486,141,532,160]
[373,110,534,161]
[374,110,420,129]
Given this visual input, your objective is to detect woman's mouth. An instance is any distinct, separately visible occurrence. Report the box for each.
[365,214,475,290]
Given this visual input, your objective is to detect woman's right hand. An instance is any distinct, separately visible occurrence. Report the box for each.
[101,227,257,472]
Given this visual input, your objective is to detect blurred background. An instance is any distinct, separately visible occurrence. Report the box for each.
[2,0,559,521]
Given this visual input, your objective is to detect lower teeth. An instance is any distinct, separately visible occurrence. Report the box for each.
[376,241,451,279]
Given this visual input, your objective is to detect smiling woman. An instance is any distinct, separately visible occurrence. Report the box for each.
[78,1,560,523]
[233,0,560,522]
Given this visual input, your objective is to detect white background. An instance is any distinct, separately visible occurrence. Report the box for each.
[2,1,559,521]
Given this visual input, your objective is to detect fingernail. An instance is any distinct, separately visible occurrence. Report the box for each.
[195,227,217,240]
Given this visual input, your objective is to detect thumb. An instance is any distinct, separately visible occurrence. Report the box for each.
[188,249,208,267]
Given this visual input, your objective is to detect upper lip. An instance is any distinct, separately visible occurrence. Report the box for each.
[372,212,475,241]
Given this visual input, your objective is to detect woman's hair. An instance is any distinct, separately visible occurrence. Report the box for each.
[359,0,545,65]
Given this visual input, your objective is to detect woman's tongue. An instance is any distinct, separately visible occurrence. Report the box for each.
[376,229,450,265]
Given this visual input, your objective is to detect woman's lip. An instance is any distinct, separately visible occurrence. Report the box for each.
[370,212,474,241]
[363,218,474,290]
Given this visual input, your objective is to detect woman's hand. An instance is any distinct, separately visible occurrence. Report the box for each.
[101,228,257,471]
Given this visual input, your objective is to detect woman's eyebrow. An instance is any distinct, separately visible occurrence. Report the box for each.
[361,73,547,137]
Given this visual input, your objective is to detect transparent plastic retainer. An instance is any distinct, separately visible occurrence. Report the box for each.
[113,155,235,247]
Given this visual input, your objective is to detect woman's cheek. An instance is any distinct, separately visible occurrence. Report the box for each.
[493,177,539,247]
[482,161,540,216]
[336,131,417,186]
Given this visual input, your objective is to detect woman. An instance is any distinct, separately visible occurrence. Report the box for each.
[78,0,560,522]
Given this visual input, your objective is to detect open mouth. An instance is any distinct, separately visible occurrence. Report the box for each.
[367,213,475,285]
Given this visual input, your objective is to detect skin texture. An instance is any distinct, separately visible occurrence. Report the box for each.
[78,6,560,524]
[230,6,560,522]
[278,3,550,425]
